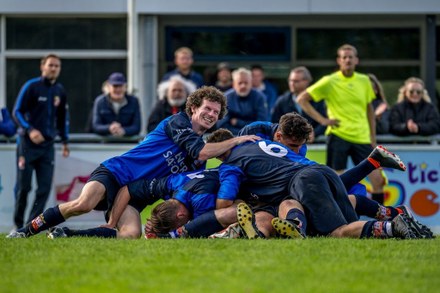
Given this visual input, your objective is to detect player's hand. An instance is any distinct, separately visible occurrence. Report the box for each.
[234,135,261,145]
[62,144,70,158]
[29,129,45,144]
[323,118,340,127]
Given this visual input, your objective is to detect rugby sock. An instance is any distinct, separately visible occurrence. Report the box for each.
[183,210,224,238]
[371,192,384,205]
[360,221,393,238]
[22,205,65,237]
[65,227,117,238]
[286,208,307,236]
[339,159,375,191]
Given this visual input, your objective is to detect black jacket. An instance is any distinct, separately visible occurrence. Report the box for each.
[271,91,327,137]
[389,99,440,136]
[147,99,186,133]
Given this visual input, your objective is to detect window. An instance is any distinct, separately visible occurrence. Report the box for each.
[165,26,291,61]
[297,28,420,59]
[7,18,127,50]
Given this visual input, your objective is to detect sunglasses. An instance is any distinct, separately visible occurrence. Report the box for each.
[408,89,423,95]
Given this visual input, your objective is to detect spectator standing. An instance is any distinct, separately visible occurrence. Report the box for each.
[12,54,70,229]
[271,66,327,141]
[0,107,16,137]
[389,77,440,136]
[217,67,268,135]
[92,72,141,137]
[162,47,204,88]
[214,62,233,93]
[147,75,196,132]
[251,64,278,118]
[297,44,386,204]
[369,74,390,134]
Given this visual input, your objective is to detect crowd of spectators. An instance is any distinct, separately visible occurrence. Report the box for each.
[2,46,440,141]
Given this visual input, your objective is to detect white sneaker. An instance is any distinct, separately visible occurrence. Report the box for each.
[209,223,243,239]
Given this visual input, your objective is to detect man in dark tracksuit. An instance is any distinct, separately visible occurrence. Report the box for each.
[12,54,70,229]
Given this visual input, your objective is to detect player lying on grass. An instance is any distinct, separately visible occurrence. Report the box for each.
[207,128,430,239]
[7,86,260,239]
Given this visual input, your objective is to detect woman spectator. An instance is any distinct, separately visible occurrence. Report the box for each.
[389,77,440,136]
[369,74,390,134]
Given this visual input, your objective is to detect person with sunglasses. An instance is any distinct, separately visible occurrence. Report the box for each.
[389,77,440,136]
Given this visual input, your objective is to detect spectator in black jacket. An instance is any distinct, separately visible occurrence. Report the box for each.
[389,77,440,136]
[147,75,196,133]
[92,72,141,137]
[271,66,326,142]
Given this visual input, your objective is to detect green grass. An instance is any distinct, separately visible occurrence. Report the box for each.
[1,236,439,293]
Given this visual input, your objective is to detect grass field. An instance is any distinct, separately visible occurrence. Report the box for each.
[1,236,439,293]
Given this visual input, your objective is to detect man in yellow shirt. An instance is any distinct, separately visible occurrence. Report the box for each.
[298,44,385,204]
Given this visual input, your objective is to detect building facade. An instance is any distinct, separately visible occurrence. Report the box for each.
[1,0,439,133]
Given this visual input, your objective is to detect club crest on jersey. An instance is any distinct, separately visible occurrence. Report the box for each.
[54,96,61,107]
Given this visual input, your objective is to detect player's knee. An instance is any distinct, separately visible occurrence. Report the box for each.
[329,226,347,238]
[118,228,141,239]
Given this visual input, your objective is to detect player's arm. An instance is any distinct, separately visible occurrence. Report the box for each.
[216,164,243,209]
[105,185,131,228]
[198,135,260,161]
[216,199,233,209]
[297,91,339,127]
[367,102,376,146]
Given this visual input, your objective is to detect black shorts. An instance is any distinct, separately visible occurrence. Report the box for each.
[288,165,358,236]
[88,164,122,211]
[326,134,373,170]
[126,178,167,213]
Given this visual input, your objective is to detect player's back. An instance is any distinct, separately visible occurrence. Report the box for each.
[223,140,315,199]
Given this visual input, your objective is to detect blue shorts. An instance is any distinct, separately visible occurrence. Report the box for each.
[326,134,373,170]
[288,165,358,236]
[88,164,122,211]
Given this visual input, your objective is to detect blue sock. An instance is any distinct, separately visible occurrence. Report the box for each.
[355,195,398,221]
[22,206,65,236]
[360,221,375,238]
[286,208,307,236]
[183,210,223,238]
[66,227,117,238]
[340,159,375,191]
[354,195,381,219]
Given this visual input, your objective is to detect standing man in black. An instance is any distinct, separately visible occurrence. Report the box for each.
[12,54,70,230]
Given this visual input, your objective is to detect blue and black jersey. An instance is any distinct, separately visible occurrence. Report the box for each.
[239,121,308,157]
[219,139,315,204]
[13,76,69,145]
[102,112,206,185]
[130,169,238,219]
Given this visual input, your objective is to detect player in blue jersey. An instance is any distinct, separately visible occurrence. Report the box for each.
[7,86,260,239]
[208,128,427,239]
[145,168,243,239]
